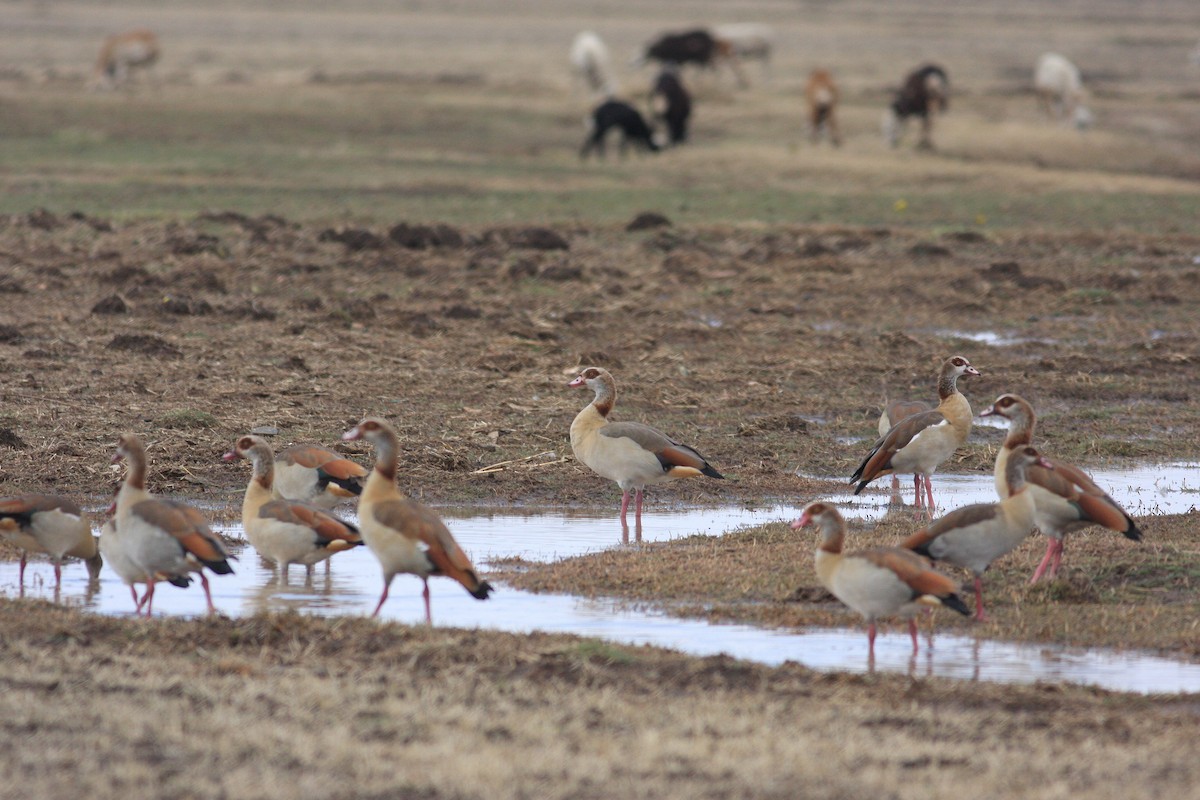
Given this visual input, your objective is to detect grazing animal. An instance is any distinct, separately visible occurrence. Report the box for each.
[272,443,367,509]
[791,502,970,658]
[651,69,692,145]
[638,29,747,87]
[981,394,1142,583]
[883,63,949,149]
[568,366,724,532]
[0,495,101,592]
[225,435,364,582]
[805,69,842,147]
[91,29,160,90]
[712,23,773,83]
[570,31,619,99]
[850,356,980,514]
[342,417,493,622]
[902,446,1054,621]
[1033,53,1092,129]
[112,434,234,616]
[580,99,661,159]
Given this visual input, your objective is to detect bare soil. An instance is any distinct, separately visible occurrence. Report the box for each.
[1,212,1197,510]
[2,601,1198,800]
[1,2,1200,798]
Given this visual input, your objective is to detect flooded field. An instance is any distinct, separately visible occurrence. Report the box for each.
[7,461,1198,693]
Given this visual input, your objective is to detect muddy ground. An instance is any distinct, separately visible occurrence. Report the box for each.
[2,1,1200,797]
[2,209,1198,651]
[3,601,1199,800]
[1,211,1197,507]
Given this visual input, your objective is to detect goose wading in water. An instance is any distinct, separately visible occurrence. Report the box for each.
[568,366,723,532]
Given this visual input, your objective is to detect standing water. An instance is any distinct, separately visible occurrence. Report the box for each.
[4,466,1199,694]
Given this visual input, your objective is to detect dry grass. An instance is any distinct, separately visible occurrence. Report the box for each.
[0,3,1199,797]
[1,600,1197,800]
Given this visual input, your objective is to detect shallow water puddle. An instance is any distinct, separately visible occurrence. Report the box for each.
[822,461,1200,520]
[3,494,1199,694]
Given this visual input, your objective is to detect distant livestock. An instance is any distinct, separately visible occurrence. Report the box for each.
[637,29,747,88]
[1033,53,1093,130]
[91,29,160,90]
[805,69,842,146]
[580,99,661,159]
[883,64,949,150]
[651,70,692,145]
[712,23,773,82]
[570,31,618,100]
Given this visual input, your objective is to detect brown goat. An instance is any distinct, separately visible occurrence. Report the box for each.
[805,69,842,147]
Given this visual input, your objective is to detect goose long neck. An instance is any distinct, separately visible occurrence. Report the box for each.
[1005,456,1031,494]
[249,447,275,493]
[937,366,959,401]
[1003,405,1036,450]
[125,442,147,491]
[816,515,846,555]
[591,375,616,418]
[372,430,400,483]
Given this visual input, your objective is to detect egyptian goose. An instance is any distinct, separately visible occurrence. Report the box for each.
[99,516,190,612]
[878,398,932,496]
[112,433,234,616]
[902,445,1053,620]
[980,393,1142,583]
[224,435,363,581]
[0,494,102,592]
[342,417,493,622]
[850,356,980,514]
[272,443,367,508]
[790,502,969,657]
[568,366,724,530]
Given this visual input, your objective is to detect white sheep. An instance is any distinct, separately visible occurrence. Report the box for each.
[1034,52,1092,129]
[570,31,619,100]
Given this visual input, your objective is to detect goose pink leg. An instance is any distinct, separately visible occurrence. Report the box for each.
[973,575,988,621]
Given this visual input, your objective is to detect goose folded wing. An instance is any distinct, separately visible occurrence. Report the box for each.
[260,500,361,543]
[601,421,715,472]
[372,499,490,597]
[1029,461,1140,538]
[133,499,233,571]
[853,410,947,482]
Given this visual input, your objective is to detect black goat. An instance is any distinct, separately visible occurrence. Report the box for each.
[639,28,746,87]
[884,64,949,149]
[643,29,718,67]
[651,70,692,145]
[580,100,661,159]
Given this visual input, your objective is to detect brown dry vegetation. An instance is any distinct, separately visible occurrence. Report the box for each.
[3,601,1199,800]
[1,1,1200,798]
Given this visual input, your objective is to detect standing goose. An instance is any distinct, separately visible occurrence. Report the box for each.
[568,366,724,530]
[901,446,1054,620]
[878,398,932,497]
[791,502,970,658]
[112,434,234,616]
[100,516,190,612]
[981,393,1142,583]
[0,494,102,592]
[224,435,363,582]
[342,417,492,622]
[272,443,368,509]
[850,356,980,513]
